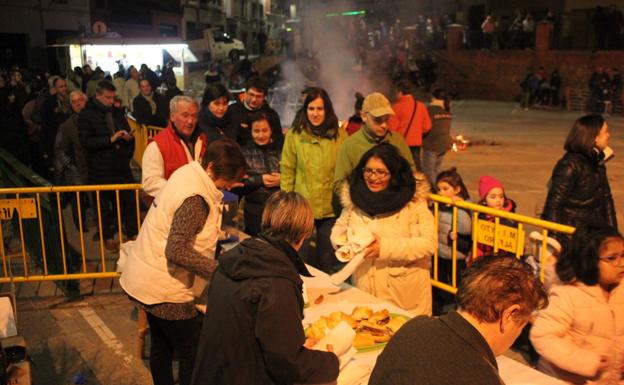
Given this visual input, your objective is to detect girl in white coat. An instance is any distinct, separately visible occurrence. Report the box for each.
[331,143,437,315]
[530,223,624,384]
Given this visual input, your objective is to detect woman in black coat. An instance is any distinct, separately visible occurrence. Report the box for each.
[190,191,339,385]
[542,114,617,243]
[197,83,233,143]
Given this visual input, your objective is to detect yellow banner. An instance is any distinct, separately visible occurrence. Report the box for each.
[475,219,523,253]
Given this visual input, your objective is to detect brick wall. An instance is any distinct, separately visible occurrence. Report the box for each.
[436,24,624,106]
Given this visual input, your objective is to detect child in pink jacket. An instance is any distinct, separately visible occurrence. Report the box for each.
[530,223,624,384]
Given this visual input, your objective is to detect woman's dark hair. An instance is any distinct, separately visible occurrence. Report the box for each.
[435,167,469,199]
[202,83,230,105]
[349,143,415,191]
[250,111,269,127]
[354,92,364,113]
[290,87,339,138]
[564,114,605,157]
[202,138,247,181]
[432,88,451,112]
[556,222,623,285]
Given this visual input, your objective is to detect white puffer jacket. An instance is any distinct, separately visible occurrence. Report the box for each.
[331,174,437,316]
[530,282,624,384]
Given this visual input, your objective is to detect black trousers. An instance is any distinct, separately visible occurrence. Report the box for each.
[96,189,138,241]
[432,258,466,315]
[146,312,202,385]
[300,217,339,274]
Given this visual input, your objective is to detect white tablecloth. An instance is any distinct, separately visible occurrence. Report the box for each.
[302,266,566,385]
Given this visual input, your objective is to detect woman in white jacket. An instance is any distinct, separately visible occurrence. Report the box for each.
[331,143,437,315]
[119,139,247,385]
[530,223,624,384]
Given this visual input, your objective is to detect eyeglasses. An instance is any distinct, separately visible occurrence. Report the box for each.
[363,167,390,179]
[599,253,624,266]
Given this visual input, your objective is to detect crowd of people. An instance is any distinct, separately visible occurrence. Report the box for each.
[589,66,623,114]
[0,57,622,385]
[121,67,621,384]
[519,66,562,109]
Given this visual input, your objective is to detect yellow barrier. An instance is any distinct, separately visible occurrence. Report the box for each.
[146,125,165,139]
[0,181,577,295]
[127,118,165,167]
[428,194,575,294]
[0,184,142,283]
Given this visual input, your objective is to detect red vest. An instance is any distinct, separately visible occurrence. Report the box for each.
[153,122,207,179]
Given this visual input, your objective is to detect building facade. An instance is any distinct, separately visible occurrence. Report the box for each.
[0,0,90,71]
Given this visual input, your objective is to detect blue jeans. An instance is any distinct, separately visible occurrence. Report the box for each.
[422,150,446,188]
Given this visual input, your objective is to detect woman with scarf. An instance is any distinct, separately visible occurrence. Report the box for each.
[331,143,437,315]
[198,83,232,143]
[280,87,347,273]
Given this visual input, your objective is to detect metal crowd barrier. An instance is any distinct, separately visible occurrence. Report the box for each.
[128,117,165,167]
[428,194,575,294]
[0,184,142,284]
[0,185,576,294]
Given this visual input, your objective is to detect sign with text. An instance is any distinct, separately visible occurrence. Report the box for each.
[475,219,523,253]
[0,198,37,221]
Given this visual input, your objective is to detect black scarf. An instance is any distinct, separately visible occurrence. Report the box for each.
[309,124,337,140]
[349,177,415,217]
[200,105,231,135]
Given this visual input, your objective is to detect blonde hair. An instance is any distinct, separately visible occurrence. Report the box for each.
[261,191,314,245]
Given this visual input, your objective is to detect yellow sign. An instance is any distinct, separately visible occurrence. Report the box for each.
[475,219,523,253]
[0,199,37,221]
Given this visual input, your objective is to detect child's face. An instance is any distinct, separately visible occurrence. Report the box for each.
[598,237,624,289]
[437,181,460,199]
[485,187,505,210]
[251,119,272,146]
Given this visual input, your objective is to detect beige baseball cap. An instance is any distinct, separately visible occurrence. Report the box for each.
[362,92,395,117]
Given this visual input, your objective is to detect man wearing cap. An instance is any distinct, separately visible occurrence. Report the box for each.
[333,92,416,203]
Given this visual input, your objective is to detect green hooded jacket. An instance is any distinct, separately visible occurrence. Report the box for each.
[280,127,347,219]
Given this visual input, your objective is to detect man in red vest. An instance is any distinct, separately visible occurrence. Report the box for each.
[142,95,208,198]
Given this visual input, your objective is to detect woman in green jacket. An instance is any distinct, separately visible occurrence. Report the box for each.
[280,87,346,273]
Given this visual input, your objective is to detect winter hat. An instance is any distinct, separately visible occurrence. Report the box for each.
[478,175,504,200]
